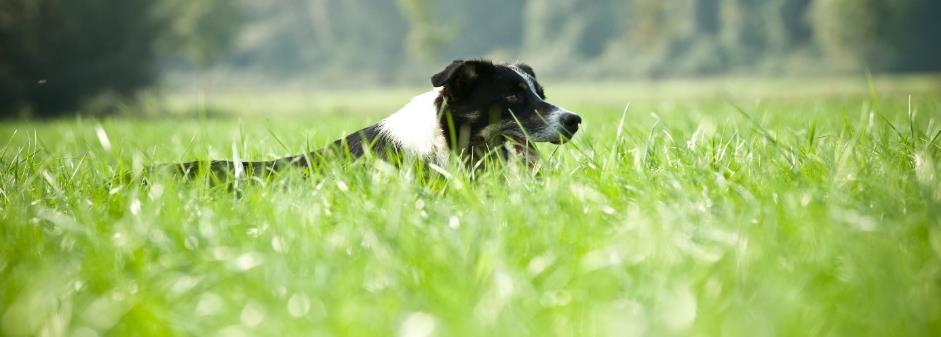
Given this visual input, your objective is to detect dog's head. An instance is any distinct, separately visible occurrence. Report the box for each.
[432,60,581,151]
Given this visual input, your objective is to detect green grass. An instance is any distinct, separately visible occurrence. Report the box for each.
[2,76,941,337]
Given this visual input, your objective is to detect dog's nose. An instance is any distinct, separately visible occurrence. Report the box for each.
[560,113,582,130]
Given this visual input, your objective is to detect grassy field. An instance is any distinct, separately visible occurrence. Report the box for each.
[2,75,941,337]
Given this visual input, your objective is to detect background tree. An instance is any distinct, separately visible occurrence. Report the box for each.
[812,0,941,72]
[812,0,908,71]
[158,0,242,67]
[399,0,452,62]
[522,0,617,71]
[228,0,407,82]
[1,0,161,116]
[0,0,240,117]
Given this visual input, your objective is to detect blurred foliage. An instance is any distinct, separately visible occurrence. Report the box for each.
[0,0,162,117]
[398,0,453,61]
[811,0,941,72]
[157,0,242,67]
[229,1,407,81]
[2,0,941,117]
[0,0,240,117]
[213,0,940,82]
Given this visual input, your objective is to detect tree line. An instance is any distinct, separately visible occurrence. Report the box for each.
[2,0,939,116]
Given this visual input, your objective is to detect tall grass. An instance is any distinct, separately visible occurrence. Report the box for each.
[1,77,940,337]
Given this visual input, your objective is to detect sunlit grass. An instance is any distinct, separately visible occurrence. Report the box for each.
[2,77,941,337]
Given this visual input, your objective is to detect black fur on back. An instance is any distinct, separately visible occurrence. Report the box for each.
[170,124,392,179]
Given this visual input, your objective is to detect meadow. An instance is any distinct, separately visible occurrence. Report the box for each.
[2,75,941,337]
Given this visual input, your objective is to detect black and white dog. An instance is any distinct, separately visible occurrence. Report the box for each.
[177,59,581,177]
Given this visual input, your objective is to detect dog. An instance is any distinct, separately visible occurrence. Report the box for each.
[175,59,582,177]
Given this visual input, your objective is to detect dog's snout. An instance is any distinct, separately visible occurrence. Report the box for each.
[560,113,582,129]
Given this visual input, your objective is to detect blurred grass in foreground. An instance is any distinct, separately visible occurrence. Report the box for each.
[2,75,941,337]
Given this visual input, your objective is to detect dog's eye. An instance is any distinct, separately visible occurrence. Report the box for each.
[505,94,519,103]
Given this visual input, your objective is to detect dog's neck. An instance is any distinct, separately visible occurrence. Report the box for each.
[374,88,450,165]
[434,93,513,164]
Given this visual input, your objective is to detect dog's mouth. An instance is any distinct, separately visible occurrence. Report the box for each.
[506,134,525,151]
[505,134,534,153]
[529,130,577,145]
[549,135,572,145]
[551,127,579,144]
[506,131,571,149]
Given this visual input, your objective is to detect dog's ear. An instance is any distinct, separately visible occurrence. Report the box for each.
[513,63,537,79]
[431,59,493,88]
[512,62,545,98]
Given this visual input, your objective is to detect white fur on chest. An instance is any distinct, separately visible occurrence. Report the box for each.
[377,88,449,164]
